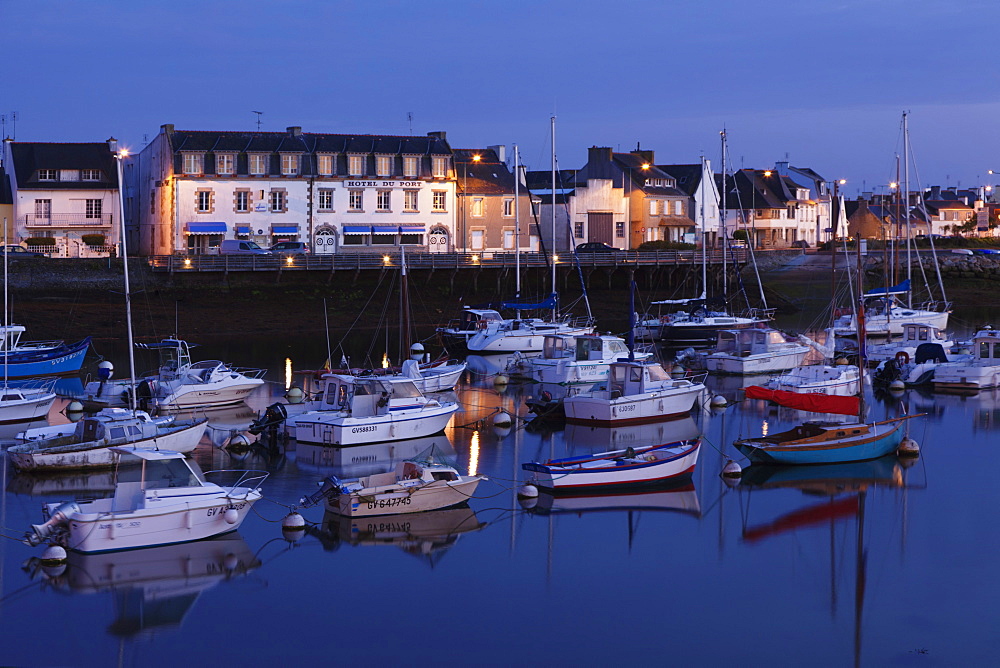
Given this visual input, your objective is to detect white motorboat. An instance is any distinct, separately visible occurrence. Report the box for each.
[7,408,208,471]
[291,374,457,446]
[833,294,949,337]
[83,338,266,411]
[466,316,594,353]
[704,328,812,375]
[0,378,57,424]
[765,363,861,396]
[509,333,649,385]
[564,359,706,425]
[523,438,701,492]
[436,308,505,350]
[931,327,1000,391]
[301,458,484,517]
[865,322,955,363]
[24,446,267,552]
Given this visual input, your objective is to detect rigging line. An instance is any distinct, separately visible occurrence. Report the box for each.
[904,134,947,304]
[332,265,392,349]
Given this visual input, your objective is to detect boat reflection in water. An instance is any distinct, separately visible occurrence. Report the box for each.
[7,468,116,497]
[523,480,701,518]
[295,433,457,479]
[563,416,701,453]
[308,506,486,566]
[171,403,259,448]
[24,534,260,638]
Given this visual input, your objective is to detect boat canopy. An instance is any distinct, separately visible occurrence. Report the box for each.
[863,279,911,298]
[651,291,707,306]
[502,294,557,310]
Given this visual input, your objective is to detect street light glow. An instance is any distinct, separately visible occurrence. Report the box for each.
[472,154,481,162]
[763,170,772,177]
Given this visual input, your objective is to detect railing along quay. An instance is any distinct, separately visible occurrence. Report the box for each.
[147,249,748,273]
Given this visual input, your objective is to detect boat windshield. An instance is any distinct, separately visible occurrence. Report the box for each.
[118,458,204,489]
[647,364,671,382]
[391,381,421,398]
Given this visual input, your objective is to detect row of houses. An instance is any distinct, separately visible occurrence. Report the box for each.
[0,124,986,258]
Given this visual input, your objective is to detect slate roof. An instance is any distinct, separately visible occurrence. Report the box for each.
[0,167,12,205]
[167,130,451,156]
[453,148,519,195]
[7,142,118,189]
[658,164,702,196]
[719,169,786,209]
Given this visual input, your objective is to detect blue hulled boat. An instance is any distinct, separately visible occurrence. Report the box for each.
[1,325,91,378]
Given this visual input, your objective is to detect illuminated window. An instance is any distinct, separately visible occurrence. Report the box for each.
[183,154,203,175]
[376,156,393,177]
[281,154,299,176]
[317,155,334,176]
[349,155,365,176]
[432,156,449,178]
[404,190,418,211]
[249,154,268,175]
[471,197,484,217]
[216,154,234,175]
[432,191,446,212]
[349,190,363,211]
[403,156,419,177]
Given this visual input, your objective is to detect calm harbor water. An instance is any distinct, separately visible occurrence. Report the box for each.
[0,332,998,667]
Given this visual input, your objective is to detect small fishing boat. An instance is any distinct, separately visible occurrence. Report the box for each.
[24,446,267,552]
[508,333,649,384]
[436,308,505,351]
[466,315,594,353]
[563,359,706,425]
[704,327,811,375]
[832,280,950,337]
[301,459,484,517]
[7,408,208,471]
[291,374,457,446]
[765,363,861,396]
[930,327,1000,391]
[865,322,955,363]
[0,378,57,423]
[523,439,701,491]
[83,338,266,411]
[733,417,915,465]
[0,325,91,378]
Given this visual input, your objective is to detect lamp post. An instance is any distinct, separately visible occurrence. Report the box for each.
[461,153,481,255]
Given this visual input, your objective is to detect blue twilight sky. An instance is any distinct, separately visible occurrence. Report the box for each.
[3,0,999,196]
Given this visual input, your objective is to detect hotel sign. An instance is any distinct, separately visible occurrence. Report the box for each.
[345,181,427,188]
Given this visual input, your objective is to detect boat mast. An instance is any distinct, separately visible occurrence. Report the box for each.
[856,238,867,422]
[701,157,707,299]
[3,216,7,389]
[514,144,521,320]
[903,112,912,308]
[550,115,557,322]
[115,149,138,414]
[400,245,411,355]
[720,129,727,303]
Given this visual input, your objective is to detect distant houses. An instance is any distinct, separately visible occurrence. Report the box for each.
[0,123,992,257]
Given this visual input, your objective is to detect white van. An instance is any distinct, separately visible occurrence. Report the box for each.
[219,240,270,255]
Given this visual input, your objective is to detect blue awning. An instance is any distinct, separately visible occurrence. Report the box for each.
[236,225,251,235]
[400,224,425,233]
[372,225,399,232]
[343,225,370,234]
[864,279,911,298]
[186,222,227,234]
[272,225,299,235]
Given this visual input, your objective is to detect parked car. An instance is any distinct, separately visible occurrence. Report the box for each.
[1,245,46,257]
[219,240,271,255]
[574,242,617,253]
[270,241,310,256]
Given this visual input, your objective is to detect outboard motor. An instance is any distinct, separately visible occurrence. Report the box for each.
[249,402,288,455]
[299,476,344,507]
[25,502,80,546]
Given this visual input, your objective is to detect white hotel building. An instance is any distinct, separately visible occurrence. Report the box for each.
[133,125,457,256]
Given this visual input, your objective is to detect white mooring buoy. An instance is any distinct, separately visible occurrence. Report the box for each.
[898,437,920,458]
[493,374,509,387]
[721,459,743,479]
[410,342,425,360]
[66,400,85,414]
[889,379,905,391]
[517,483,539,499]
[282,511,307,542]
[710,395,728,408]
[285,386,305,404]
[492,411,512,428]
[41,545,67,565]
[223,508,240,524]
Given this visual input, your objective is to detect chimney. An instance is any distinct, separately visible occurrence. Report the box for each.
[107,137,118,153]
[287,126,302,137]
[487,144,505,163]
[862,192,873,201]
[632,149,655,165]
[588,146,613,164]
[930,185,942,200]
[775,161,789,176]
[427,131,447,142]
[161,124,174,136]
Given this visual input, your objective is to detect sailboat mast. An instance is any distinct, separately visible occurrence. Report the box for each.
[903,112,912,308]
[701,157,707,299]
[856,239,867,422]
[514,144,522,320]
[3,217,7,388]
[115,150,138,414]
[720,130,727,302]
[550,115,557,321]
[400,246,411,355]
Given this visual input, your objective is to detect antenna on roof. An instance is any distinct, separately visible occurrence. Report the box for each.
[9,112,16,141]
[407,112,413,134]
[252,111,263,132]
[0,115,5,140]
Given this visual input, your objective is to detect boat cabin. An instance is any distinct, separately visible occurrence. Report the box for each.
[137,339,194,377]
[575,335,628,362]
[608,361,672,397]
[973,328,1000,362]
[73,409,159,444]
[900,323,946,345]
[318,374,424,414]
[542,334,571,359]
[714,328,788,356]
[459,309,503,331]
[110,447,208,511]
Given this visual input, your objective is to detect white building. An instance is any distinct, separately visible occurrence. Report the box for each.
[2,138,122,256]
[132,125,457,256]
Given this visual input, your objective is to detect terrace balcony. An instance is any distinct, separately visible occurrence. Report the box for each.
[23,213,113,227]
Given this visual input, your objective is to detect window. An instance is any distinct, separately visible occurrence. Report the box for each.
[432,191,446,212]
[377,189,391,212]
[471,229,485,250]
[348,155,365,176]
[674,201,683,216]
[404,190,419,211]
[318,188,334,211]
[249,154,268,175]
[503,229,514,249]
[34,199,51,219]
[574,221,584,238]
[37,169,57,181]
[216,154,234,175]
[235,190,250,212]
[269,190,286,212]
[470,197,484,217]
[183,153,204,174]
[81,169,101,181]
[649,200,659,216]
[281,154,299,176]
[86,199,103,219]
[432,156,449,178]
[376,156,392,177]
[196,191,212,213]
[372,229,396,245]
[403,156,419,177]
[615,221,625,238]
[503,198,514,217]
[349,190,363,211]
[317,155,334,176]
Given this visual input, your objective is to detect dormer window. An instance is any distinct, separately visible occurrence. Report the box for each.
[376,155,393,177]
[249,154,268,175]
[317,154,334,176]
[348,155,365,176]
[403,156,419,178]
[281,154,299,176]
[216,154,234,175]
[432,156,449,178]
[183,153,204,175]
[81,169,102,181]
[37,169,57,181]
